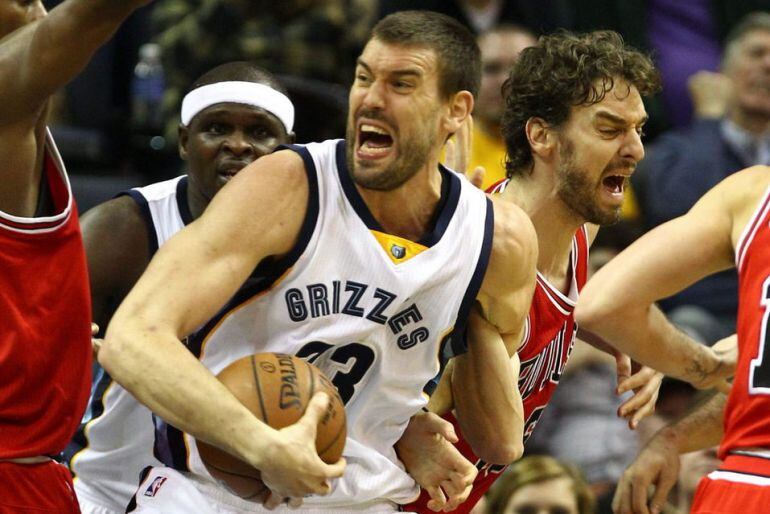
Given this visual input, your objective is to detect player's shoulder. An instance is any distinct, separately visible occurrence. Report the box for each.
[81,194,145,238]
[234,147,309,196]
[490,196,538,263]
[484,196,538,294]
[708,166,770,217]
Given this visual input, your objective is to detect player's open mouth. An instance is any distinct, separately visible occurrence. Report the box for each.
[357,122,394,160]
[602,174,627,199]
[217,160,251,181]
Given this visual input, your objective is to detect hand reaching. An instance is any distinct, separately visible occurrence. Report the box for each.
[615,354,663,429]
[612,432,680,514]
[396,410,478,512]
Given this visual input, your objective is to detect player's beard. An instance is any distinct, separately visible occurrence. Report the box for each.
[345,111,438,191]
[556,138,622,226]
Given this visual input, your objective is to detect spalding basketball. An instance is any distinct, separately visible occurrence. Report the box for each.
[196,352,346,500]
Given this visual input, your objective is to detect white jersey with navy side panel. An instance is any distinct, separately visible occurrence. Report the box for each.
[70,175,193,513]
[149,139,495,512]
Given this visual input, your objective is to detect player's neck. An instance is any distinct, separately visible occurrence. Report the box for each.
[503,173,582,284]
[356,165,443,242]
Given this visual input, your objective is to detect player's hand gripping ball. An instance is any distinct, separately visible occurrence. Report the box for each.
[196,353,347,500]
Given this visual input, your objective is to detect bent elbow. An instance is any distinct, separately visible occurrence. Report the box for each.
[574,299,611,333]
[475,439,523,466]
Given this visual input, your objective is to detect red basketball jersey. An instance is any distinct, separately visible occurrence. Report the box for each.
[719,184,770,459]
[0,132,92,458]
[406,179,589,513]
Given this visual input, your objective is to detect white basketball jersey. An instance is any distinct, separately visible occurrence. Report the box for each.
[71,176,191,512]
[155,140,494,510]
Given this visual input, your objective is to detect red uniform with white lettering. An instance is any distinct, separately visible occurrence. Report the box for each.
[406,179,589,513]
[691,184,770,513]
[0,133,91,512]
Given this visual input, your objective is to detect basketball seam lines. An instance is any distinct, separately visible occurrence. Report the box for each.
[251,356,269,425]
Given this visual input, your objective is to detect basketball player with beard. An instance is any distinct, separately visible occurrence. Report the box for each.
[99,11,537,513]
[399,31,672,513]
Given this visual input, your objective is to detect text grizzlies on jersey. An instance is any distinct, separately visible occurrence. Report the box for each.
[284,280,431,349]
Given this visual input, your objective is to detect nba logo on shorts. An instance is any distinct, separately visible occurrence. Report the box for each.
[144,476,168,497]
[391,244,406,259]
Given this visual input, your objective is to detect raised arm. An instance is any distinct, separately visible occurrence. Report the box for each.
[0,0,151,124]
[452,199,538,465]
[99,151,344,500]
[0,0,151,216]
[575,176,738,389]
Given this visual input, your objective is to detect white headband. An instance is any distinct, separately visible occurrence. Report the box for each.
[180,81,294,133]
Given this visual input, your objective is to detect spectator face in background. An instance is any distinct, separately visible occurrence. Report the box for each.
[476,26,536,131]
[0,0,46,39]
[724,26,770,119]
[503,476,580,514]
[485,455,595,514]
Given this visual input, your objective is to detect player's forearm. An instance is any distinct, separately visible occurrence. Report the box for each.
[100,317,277,469]
[452,339,523,465]
[655,390,726,454]
[577,300,722,386]
[0,0,147,122]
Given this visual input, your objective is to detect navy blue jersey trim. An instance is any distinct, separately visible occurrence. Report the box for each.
[122,190,159,256]
[125,465,153,512]
[336,140,459,248]
[445,197,494,357]
[176,176,194,226]
[419,165,459,247]
[65,367,114,470]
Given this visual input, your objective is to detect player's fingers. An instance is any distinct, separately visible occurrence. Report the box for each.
[91,322,99,336]
[320,457,346,480]
[423,411,458,442]
[649,469,678,514]
[611,476,632,514]
[630,474,653,514]
[716,378,732,395]
[628,399,656,430]
[615,354,632,386]
[286,496,303,509]
[263,491,283,510]
[425,486,447,512]
[298,392,330,433]
[469,166,485,189]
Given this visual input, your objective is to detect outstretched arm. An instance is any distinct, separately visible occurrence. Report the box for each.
[0,0,151,124]
[575,178,737,389]
[0,0,151,215]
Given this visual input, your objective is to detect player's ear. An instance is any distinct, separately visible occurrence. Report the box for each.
[442,90,473,134]
[178,124,189,161]
[525,117,554,159]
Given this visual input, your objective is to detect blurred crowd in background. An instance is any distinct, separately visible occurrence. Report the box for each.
[42,1,770,512]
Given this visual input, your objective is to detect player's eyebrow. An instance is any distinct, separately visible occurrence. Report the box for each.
[595,110,649,126]
[356,58,423,78]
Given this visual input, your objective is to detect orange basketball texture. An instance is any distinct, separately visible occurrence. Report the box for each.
[196,353,347,500]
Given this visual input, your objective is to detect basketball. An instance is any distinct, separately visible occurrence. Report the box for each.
[196,353,347,500]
